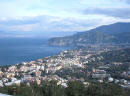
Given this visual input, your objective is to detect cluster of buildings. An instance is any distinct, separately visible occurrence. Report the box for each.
[91,66,130,88]
[0,50,92,87]
[0,48,129,89]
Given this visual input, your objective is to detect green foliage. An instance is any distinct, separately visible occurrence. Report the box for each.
[0,81,130,96]
[42,81,65,96]
[66,81,85,96]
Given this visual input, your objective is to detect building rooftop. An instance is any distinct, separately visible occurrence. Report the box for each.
[0,93,12,96]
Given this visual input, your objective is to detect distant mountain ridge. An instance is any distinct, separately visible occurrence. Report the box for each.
[48,22,130,46]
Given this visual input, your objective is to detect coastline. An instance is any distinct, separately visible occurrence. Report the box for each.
[0,38,70,66]
[0,45,129,94]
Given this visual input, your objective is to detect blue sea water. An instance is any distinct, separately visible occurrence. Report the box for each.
[0,38,69,66]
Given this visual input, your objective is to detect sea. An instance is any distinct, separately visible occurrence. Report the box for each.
[0,37,70,66]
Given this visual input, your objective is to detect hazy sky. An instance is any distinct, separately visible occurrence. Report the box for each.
[0,0,130,37]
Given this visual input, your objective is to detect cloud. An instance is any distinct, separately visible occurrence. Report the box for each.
[0,15,117,33]
[83,7,130,19]
[8,24,39,32]
[0,0,130,38]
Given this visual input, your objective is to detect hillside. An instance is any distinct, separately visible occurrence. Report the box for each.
[48,22,130,46]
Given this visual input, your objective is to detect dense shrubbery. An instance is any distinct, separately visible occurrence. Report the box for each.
[0,81,130,96]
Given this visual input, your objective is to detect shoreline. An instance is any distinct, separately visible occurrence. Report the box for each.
[0,37,71,66]
[0,45,130,89]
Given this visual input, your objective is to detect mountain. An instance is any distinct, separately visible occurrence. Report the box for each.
[48,22,130,46]
[94,48,130,63]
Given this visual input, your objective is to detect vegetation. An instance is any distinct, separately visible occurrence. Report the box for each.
[48,22,130,46]
[0,81,130,96]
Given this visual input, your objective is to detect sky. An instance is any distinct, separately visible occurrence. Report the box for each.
[0,0,130,37]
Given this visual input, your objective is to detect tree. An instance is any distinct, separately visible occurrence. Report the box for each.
[66,81,85,96]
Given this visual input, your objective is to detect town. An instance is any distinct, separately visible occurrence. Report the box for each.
[0,45,130,89]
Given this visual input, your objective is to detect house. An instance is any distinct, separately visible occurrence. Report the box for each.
[114,79,120,84]
[92,70,110,79]
[120,79,127,84]
[61,83,67,88]
[83,82,89,86]
[40,66,44,71]
[5,80,21,86]
[0,71,3,77]
[8,66,17,72]
[0,93,12,96]
[0,80,3,87]
[108,77,114,82]
[34,71,42,77]
[2,78,8,83]
[98,79,103,83]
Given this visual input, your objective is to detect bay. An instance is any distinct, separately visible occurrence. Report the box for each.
[0,38,69,66]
